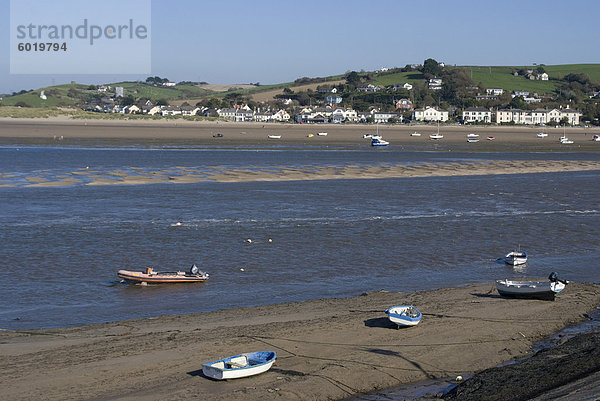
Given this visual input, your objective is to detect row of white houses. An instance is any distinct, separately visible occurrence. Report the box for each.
[416,106,582,125]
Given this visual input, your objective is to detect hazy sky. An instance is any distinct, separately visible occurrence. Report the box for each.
[1,0,599,94]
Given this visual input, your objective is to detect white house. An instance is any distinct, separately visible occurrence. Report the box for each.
[412,106,449,122]
[271,109,290,121]
[161,106,182,116]
[181,106,201,116]
[331,108,358,123]
[324,94,343,104]
[539,72,549,81]
[561,108,581,125]
[463,107,491,123]
[372,111,401,124]
[428,78,442,90]
[496,108,581,125]
[486,88,504,96]
[125,105,140,114]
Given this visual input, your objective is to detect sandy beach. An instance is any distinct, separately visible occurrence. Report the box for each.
[1,282,599,401]
[1,118,600,152]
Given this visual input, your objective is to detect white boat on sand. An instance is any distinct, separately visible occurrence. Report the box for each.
[267,135,281,139]
[385,305,422,328]
[202,351,276,380]
[430,122,443,140]
[496,272,568,300]
[371,137,389,146]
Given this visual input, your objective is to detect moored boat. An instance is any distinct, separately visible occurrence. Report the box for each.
[267,135,281,139]
[496,272,568,300]
[593,135,600,142]
[504,249,527,266]
[467,137,479,143]
[371,137,389,146]
[202,351,276,380]
[118,264,209,284]
[385,305,422,328]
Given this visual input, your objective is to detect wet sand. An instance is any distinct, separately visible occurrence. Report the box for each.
[1,282,599,401]
[1,118,600,152]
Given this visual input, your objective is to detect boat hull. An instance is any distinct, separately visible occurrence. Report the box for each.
[496,280,566,300]
[504,251,527,266]
[118,269,208,284]
[202,351,276,380]
[385,305,422,327]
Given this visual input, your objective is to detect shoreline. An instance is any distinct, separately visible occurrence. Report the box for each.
[2,282,599,401]
[1,118,600,152]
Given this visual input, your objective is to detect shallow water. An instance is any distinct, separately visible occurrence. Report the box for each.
[1,147,599,330]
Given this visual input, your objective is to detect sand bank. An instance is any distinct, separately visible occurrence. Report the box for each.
[1,282,599,401]
[1,159,597,188]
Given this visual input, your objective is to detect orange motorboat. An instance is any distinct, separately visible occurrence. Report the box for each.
[118,264,209,284]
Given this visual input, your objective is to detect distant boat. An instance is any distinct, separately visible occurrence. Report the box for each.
[593,135,600,142]
[429,122,443,140]
[371,137,389,146]
[537,132,548,138]
[267,135,281,139]
[487,136,495,140]
[202,351,276,380]
[496,272,568,300]
[560,127,573,144]
[317,132,328,136]
[560,135,573,144]
[385,305,422,328]
[467,137,479,143]
[504,249,527,266]
[467,133,479,137]
[118,264,209,284]
[307,134,314,137]
[410,132,421,136]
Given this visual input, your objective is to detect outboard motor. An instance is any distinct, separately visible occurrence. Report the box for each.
[190,264,199,275]
[548,272,568,285]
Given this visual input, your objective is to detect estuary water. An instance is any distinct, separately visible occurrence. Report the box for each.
[1,146,599,330]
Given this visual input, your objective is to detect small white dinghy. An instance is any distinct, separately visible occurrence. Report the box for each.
[385,305,422,328]
[202,351,276,380]
[504,249,527,266]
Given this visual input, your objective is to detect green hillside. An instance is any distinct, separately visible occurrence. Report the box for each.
[0,83,88,107]
[2,64,599,109]
[466,66,557,92]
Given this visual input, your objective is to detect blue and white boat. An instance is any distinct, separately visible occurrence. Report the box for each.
[385,305,422,328]
[371,137,389,146]
[202,351,276,380]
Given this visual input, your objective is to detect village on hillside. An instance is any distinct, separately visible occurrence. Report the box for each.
[4,59,600,126]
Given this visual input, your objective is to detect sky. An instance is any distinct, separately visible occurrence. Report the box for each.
[1,0,599,94]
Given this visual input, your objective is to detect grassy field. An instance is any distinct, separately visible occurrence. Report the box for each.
[370,71,425,86]
[466,66,558,92]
